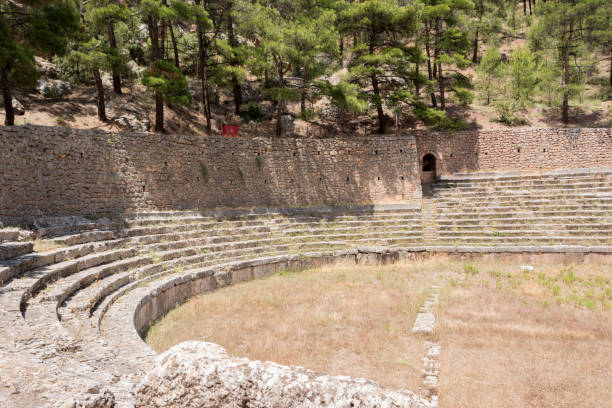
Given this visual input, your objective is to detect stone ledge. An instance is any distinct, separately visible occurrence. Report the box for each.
[135,341,428,408]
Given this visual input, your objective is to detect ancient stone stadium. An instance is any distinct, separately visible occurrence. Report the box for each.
[1,125,611,408]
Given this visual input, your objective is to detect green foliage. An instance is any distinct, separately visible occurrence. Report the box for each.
[297,109,316,121]
[240,101,267,122]
[200,163,209,184]
[494,98,528,126]
[0,0,79,89]
[142,60,190,106]
[477,46,504,105]
[315,80,368,113]
[508,47,539,107]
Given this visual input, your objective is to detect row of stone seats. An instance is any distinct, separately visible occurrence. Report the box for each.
[0,204,425,406]
[432,168,612,246]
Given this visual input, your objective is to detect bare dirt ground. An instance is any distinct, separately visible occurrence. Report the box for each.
[145,256,612,406]
[146,262,434,392]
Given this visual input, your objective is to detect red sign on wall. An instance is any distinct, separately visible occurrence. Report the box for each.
[222,124,239,137]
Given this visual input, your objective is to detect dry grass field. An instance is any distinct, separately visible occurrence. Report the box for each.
[145,256,612,407]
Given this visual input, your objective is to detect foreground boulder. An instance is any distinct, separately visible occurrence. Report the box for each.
[36,78,72,98]
[136,342,427,408]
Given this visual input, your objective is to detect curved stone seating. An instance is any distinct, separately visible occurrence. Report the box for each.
[1,169,612,406]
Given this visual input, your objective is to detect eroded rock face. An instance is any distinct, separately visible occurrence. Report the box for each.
[136,342,427,408]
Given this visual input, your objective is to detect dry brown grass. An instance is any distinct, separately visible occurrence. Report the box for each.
[33,240,66,253]
[145,256,612,405]
[145,261,436,391]
[437,258,612,408]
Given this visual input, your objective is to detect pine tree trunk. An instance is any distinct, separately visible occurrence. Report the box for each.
[169,25,180,69]
[424,27,437,108]
[228,9,242,115]
[232,80,242,115]
[107,24,122,94]
[1,67,15,126]
[523,0,527,16]
[528,0,532,15]
[197,27,211,134]
[149,15,164,132]
[300,68,307,116]
[472,28,479,63]
[160,22,166,60]
[93,68,107,122]
[155,92,164,131]
[562,19,574,125]
[414,61,420,99]
[372,75,385,134]
[276,67,283,137]
[434,20,443,110]
[438,62,445,110]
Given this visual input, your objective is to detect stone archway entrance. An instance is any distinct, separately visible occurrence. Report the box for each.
[421,153,437,184]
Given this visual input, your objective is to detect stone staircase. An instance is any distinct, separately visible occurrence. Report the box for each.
[421,185,439,245]
[432,168,612,246]
[1,167,611,406]
[0,205,425,406]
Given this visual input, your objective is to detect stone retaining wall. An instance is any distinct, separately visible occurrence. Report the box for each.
[0,125,421,222]
[415,128,612,175]
[2,126,611,222]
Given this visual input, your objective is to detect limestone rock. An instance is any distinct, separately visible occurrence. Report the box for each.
[114,115,150,133]
[136,341,427,408]
[12,98,25,115]
[36,79,72,98]
[281,114,294,132]
[35,56,59,78]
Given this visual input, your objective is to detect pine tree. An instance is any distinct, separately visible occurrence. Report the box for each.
[136,0,181,131]
[530,0,606,124]
[508,47,538,107]
[339,0,417,134]
[0,0,79,126]
[476,45,503,105]
[171,0,213,133]
[284,3,340,118]
[85,1,130,94]
[419,0,474,111]
[239,3,299,136]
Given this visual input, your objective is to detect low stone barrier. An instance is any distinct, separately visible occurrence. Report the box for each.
[136,341,429,408]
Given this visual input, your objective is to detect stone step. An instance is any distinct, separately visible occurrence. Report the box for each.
[433,191,612,201]
[438,169,612,183]
[40,256,151,305]
[438,229,611,237]
[436,201,612,210]
[433,181,612,192]
[34,221,122,240]
[283,224,422,236]
[0,229,20,243]
[0,242,34,261]
[435,236,612,245]
[19,247,136,308]
[437,211,612,220]
[123,217,423,241]
[123,212,423,228]
[0,239,127,285]
[42,230,117,247]
[439,223,612,231]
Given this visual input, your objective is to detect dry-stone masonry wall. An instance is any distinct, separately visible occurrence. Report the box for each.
[0,125,421,222]
[415,128,612,175]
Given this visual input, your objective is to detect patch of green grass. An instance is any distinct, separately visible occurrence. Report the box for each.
[560,267,577,285]
[463,263,479,275]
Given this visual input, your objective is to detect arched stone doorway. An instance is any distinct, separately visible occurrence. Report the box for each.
[421,153,437,184]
